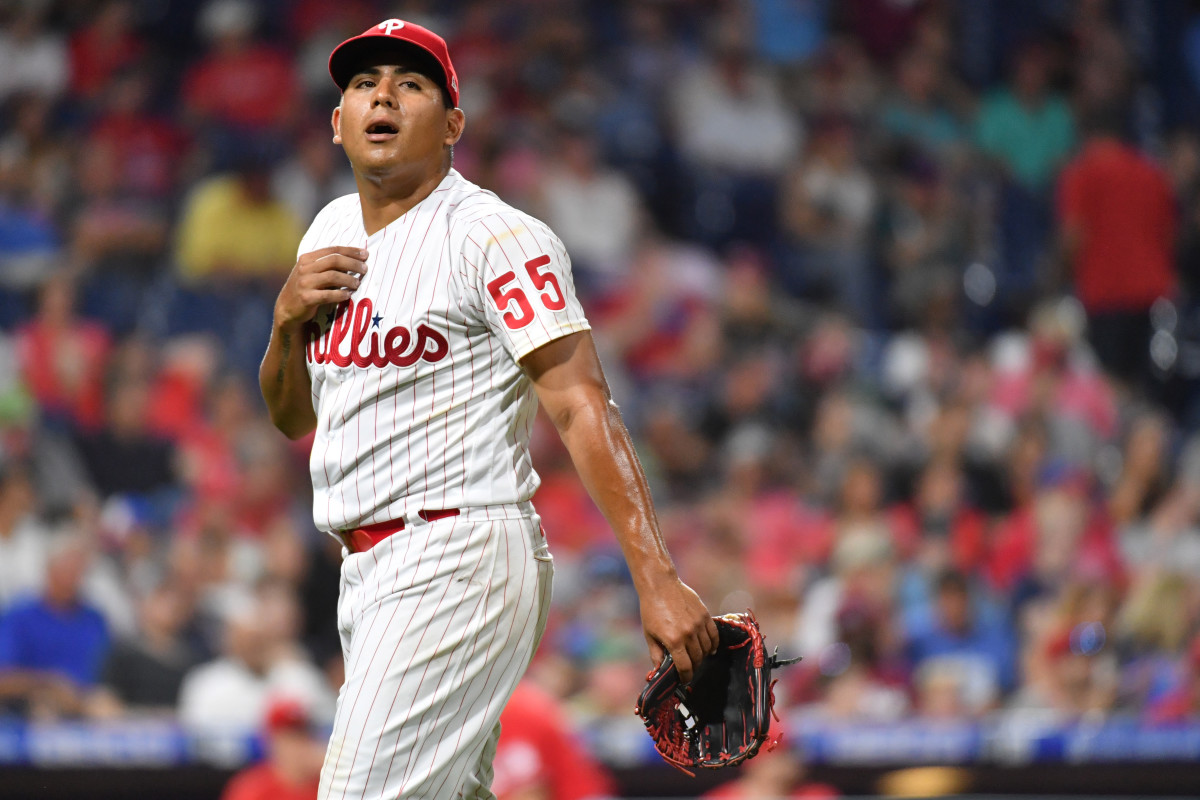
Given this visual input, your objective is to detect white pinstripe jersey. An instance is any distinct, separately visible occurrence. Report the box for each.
[299,169,590,533]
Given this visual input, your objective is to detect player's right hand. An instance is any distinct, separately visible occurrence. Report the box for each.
[273,246,369,327]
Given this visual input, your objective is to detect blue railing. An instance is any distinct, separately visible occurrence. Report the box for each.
[1,715,1198,768]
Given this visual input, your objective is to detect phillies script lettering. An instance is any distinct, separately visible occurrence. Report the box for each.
[304,298,449,368]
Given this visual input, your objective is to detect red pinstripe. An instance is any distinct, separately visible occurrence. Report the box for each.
[414,227,453,511]
[421,522,514,796]
[462,233,532,500]
[317,212,363,523]
[355,525,484,797]
[389,199,446,502]
[388,524,496,789]
[366,225,401,523]
[430,523,547,797]
[324,526,415,793]
[334,528,450,800]
[451,274,478,509]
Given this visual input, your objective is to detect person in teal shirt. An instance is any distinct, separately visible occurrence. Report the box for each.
[879,47,965,160]
[976,41,1076,191]
[974,40,1076,323]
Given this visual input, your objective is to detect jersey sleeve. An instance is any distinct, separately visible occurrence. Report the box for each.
[460,212,590,362]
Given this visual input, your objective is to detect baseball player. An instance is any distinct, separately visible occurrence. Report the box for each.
[258,19,719,800]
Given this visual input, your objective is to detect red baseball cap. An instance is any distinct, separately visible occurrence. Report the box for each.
[328,18,459,107]
[264,696,311,733]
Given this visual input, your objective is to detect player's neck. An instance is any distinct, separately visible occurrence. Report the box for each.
[355,162,451,236]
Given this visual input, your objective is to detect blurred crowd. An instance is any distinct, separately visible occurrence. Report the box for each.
[3,0,1200,793]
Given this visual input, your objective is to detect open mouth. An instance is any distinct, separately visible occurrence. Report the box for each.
[365,121,399,141]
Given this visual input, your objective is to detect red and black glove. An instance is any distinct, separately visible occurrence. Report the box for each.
[634,611,801,774]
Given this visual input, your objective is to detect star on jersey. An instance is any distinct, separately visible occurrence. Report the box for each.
[304,297,449,369]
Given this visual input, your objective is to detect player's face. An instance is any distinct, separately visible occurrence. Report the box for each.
[332,63,464,177]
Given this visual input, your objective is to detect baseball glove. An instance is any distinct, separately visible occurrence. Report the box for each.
[634,611,801,774]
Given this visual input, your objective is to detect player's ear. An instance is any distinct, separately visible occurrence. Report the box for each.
[444,108,465,148]
[331,105,343,145]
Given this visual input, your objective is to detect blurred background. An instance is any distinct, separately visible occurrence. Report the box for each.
[1,0,1200,798]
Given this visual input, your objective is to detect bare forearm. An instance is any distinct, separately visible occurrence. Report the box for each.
[259,320,317,439]
[553,390,676,590]
[525,331,717,678]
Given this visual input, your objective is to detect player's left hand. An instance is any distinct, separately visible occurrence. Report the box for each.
[639,577,719,684]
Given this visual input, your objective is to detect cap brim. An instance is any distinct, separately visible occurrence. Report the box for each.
[330,36,448,94]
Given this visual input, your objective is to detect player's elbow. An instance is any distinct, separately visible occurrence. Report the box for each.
[548,386,613,435]
[268,408,316,440]
[277,422,313,441]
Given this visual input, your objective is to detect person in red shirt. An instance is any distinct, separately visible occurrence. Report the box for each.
[888,458,987,576]
[700,735,838,799]
[181,0,299,134]
[1057,112,1177,390]
[67,0,144,101]
[219,696,325,800]
[491,681,615,800]
[16,276,111,431]
[87,67,188,200]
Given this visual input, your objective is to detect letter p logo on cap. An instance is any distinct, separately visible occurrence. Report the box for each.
[329,18,459,105]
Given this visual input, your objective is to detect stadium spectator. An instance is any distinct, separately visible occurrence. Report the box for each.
[86,66,188,201]
[915,656,990,719]
[890,457,988,578]
[70,365,177,501]
[172,146,303,372]
[67,1,144,103]
[177,578,333,733]
[16,276,111,431]
[669,18,800,241]
[1115,572,1195,711]
[904,569,1016,695]
[0,530,110,719]
[0,5,67,102]
[987,465,1123,598]
[175,152,303,284]
[878,46,964,164]
[491,681,616,800]
[69,137,169,336]
[1057,112,1178,390]
[976,38,1076,315]
[700,737,838,798]
[778,116,877,319]
[875,151,969,328]
[1007,625,1119,720]
[796,524,899,667]
[89,581,201,717]
[181,0,299,135]
[977,40,1076,193]
[219,696,324,800]
[536,126,643,287]
[0,460,48,609]
[0,95,63,309]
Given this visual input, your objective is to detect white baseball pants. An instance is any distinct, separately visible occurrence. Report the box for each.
[318,503,553,800]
